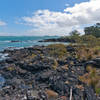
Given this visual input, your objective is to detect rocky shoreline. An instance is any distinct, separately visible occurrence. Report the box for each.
[0,45,100,100]
[39,37,75,43]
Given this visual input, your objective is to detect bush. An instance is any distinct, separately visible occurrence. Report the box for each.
[84,23,100,38]
[75,45,100,60]
[47,44,67,59]
[79,66,100,95]
[80,35,98,46]
[75,46,92,60]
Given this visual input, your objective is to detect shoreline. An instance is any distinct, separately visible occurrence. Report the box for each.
[0,44,99,99]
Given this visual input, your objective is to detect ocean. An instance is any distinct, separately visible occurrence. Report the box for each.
[0,36,59,51]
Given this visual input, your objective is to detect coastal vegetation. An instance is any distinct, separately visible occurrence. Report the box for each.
[41,23,100,97]
[84,23,100,37]
[79,66,100,95]
[43,23,100,47]
[0,23,100,99]
[47,44,68,59]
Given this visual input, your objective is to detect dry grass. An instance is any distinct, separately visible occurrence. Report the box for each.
[47,44,67,59]
[75,46,100,60]
[7,66,15,71]
[79,66,100,95]
[52,59,58,70]
[45,89,58,99]
[62,64,69,70]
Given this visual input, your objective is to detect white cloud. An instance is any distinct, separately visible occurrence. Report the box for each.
[0,20,7,26]
[20,0,100,36]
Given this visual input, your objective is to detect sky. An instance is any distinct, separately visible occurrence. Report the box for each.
[0,0,99,36]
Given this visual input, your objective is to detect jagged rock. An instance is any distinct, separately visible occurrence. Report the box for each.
[0,45,99,100]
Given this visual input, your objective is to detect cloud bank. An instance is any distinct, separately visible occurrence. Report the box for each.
[20,0,100,36]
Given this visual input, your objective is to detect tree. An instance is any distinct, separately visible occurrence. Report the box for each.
[69,30,81,43]
[84,23,100,37]
[69,30,80,36]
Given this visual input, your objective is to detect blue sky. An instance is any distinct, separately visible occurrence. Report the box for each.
[0,0,99,36]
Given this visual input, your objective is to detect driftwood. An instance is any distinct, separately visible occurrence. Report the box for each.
[69,87,72,100]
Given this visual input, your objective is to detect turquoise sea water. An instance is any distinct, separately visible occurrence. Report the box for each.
[0,36,59,51]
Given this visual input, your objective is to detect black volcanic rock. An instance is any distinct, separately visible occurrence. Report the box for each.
[85,57,100,68]
[39,37,76,43]
[11,40,21,43]
[0,45,99,100]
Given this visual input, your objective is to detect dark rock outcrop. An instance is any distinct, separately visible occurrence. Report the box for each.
[0,45,99,100]
[39,37,76,43]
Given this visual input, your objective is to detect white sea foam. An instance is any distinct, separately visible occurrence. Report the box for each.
[0,53,9,61]
[0,41,11,43]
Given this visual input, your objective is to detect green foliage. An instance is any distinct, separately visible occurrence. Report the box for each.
[95,88,100,94]
[80,35,100,47]
[84,23,100,37]
[81,35,96,42]
[59,23,100,46]
[69,30,80,36]
[68,34,100,47]
[68,30,81,43]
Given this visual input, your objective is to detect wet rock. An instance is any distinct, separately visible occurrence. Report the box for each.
[39,37,75,43]
[5,58,14,64]
[11,40,21,43]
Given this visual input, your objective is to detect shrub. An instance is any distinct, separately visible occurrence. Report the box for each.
[80,35,98,47]
[79,66,100,95]
[75,46,93,60]
[47,44,67,59]
[75,45,100,60]
[95,88,100,95]
[84,23,100,38]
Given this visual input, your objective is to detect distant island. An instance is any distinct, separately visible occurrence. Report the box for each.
[0,23,100,99]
